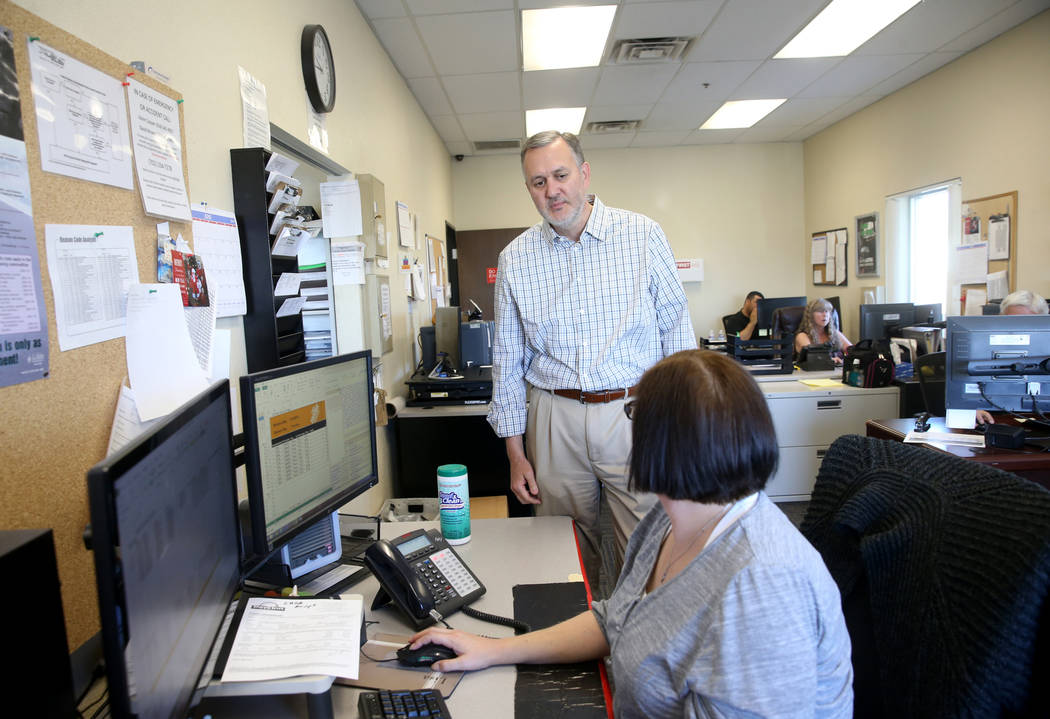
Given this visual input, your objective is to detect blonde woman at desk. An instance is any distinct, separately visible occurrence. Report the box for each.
[795,297,852,363]
[409,350,853,718]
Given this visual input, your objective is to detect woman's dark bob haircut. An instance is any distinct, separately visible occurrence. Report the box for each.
[628,349,778,502]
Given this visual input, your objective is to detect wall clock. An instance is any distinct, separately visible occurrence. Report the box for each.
[301,24,336,113]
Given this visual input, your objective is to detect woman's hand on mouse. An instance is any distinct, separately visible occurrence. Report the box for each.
[408,627,506,672]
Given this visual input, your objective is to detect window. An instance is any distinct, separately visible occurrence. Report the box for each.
[885,179,962,315]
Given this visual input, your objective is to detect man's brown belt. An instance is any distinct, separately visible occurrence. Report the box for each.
[552,386,638,403]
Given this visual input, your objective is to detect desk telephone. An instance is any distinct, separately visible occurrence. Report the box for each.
[364,528,486,628]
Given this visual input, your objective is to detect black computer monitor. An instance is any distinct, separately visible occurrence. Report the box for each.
[945,315,1050,413]
[858,303,916,341]
[240,349,379,560]
[913,303,944,325]
[87,380,241,719]
[755,296,807,332]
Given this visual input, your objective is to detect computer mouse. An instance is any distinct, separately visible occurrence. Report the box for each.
[396,642,458,667]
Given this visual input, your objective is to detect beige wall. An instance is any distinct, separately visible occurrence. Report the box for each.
[803,10,1050,339]
[452,143,807,339]
[13,0,454,526]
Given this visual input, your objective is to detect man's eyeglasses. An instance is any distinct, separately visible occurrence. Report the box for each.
[623,400,636,420]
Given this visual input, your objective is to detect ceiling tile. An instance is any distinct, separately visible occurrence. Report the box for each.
[579,133,638,150]
[866,52,963,97]
[941,0,1050,52]
[585,104,655,123]
[523,68,600,109]
[857,0,1015,55]
[733,126,800,143]
[593,64,680,105]
[416,11,518,75]
[645,98,722,131]
[444,72,521,113]
[661,60,761,102]
[807,95,883,131]
[631,130,691,147]
[519,0,612,7]
[446,140,473,157]
[355,0,406,20]
[408,77,453,116]
[430,115,466,142]
[798,54,924,98]
[458,111,524,141]
[733,58,840,99]
[407,0,512,14]
[683,128,745,144]
[613,0,721,39]
[372,18,434,79]
[688,0,828,62]
[756,97,846,128]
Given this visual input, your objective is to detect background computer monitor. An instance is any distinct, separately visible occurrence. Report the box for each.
[913,302,944,325]
[240,349,379,561]
[755,296,807,332]
[945,315,1050,413]
[858,302,916,341]
[87,380,241,719]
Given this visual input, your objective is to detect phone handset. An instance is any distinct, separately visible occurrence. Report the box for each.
[363,538,436,621]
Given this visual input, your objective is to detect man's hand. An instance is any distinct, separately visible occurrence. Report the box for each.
[506,436,541,505]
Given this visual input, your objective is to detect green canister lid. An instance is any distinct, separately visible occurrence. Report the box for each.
[437,463,467,477]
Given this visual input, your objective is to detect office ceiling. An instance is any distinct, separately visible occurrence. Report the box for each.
[354,0,1049,157]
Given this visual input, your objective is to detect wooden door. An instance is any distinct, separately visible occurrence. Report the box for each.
[456,227,527,320]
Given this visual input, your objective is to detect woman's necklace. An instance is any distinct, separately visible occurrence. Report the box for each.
[658,503,731,583]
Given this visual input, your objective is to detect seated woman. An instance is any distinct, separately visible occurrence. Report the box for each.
[795,297,852,363]
[407,350,854,717]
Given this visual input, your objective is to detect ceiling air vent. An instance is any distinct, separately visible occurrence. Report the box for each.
[586,120,640,134]
[610,37,693,64]
[473,139,520,151]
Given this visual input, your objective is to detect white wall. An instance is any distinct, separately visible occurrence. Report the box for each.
[452,143,807,339]
[803,10,1050,339]
[15,0,456,514]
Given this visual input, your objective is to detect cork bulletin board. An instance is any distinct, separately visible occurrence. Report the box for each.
[0,0,193,649]
[961,190,1018,301]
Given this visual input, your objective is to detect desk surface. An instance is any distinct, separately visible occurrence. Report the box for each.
[197,516,589,719]
[866,417,1050,477]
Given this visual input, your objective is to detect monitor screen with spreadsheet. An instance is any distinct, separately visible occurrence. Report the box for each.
[240,349,378,555]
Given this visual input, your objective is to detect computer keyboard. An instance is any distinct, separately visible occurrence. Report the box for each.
[357,688,451,718]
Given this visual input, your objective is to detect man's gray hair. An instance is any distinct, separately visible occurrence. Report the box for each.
[521,131,585,168]
[1000,290,1049,314]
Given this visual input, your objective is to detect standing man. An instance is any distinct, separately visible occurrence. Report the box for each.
[488,131,696,586]
[723,290,764,339]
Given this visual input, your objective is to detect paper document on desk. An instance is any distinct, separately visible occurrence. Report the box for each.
[904,430,986,448]
[800,378,842,388]
[220,595,362,683]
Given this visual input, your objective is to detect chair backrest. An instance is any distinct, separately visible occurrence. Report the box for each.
[721,313,736,335]
[914,350,946,415]
[771,305,806,340]
[801,435,1050,717]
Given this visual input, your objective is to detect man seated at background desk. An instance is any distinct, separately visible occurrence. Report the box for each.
[723,290,764,339]
[416,351,853,718]
[977,289,1048,426]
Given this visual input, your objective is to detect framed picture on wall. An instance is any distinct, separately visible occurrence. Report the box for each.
[855,212,879,278]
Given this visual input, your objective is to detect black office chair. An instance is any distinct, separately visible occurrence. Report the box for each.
[721,313,737,337]
[915,351,946,416]
[801,435,1050,718]
[771,305,806,340]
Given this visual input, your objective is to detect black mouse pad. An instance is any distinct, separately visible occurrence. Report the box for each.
[512,582,608,718]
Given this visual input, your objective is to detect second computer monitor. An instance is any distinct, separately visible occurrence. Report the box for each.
[755,296,807,333]
[858,303,916,342]
[240,350,379,558]
[913,302,944,325]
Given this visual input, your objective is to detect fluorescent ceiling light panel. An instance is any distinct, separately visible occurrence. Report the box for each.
[522,6,616,71]
[775,0,921,58]
[526,107,586,137]
[700,99,786,130]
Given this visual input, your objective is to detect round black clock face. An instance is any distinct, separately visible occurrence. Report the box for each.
[301,24,336,113]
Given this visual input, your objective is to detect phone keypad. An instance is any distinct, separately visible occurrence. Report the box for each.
[413,549,481,608]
